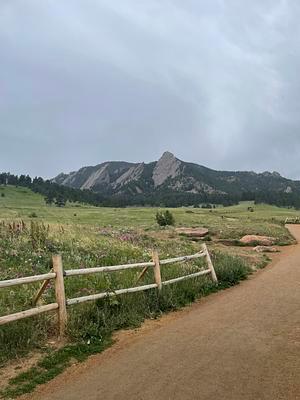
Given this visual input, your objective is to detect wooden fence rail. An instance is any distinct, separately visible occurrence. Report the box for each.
[285,217,300,224]
[0,272,56,289]
[0,244,217,337]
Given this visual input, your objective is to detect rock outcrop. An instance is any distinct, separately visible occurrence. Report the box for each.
[176,227,209,238]
[240,235,275,246]
[152,152,181,187]
[52,151,300,199]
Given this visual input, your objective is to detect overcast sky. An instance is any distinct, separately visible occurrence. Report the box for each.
[1,0,300,179]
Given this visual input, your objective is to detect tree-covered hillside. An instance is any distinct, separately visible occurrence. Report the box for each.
[1,171,300,208]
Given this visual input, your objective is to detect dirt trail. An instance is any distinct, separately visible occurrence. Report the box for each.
[24,226,300,400]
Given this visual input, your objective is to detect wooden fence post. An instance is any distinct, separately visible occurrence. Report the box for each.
[202,244,218,283]
[52,255,67,338]
[152,250,162,291]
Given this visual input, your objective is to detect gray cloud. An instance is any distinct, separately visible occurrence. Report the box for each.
[1,0,300,179]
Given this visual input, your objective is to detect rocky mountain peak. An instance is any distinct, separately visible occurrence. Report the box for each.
[152,151,181,187]
[272,171,281,178]
[158,151,176,162]
[52,153,298,201]
[262,171,282,178]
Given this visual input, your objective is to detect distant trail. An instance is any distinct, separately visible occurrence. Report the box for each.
[24,226,300,400]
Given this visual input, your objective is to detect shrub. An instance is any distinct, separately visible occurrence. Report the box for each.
[213,252,251,287]
[155,210,175,226]
[29,212,38,218]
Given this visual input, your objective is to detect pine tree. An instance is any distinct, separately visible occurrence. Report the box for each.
[55,195,66,207]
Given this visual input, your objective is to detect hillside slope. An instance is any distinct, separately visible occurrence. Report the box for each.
[53,152,300,197]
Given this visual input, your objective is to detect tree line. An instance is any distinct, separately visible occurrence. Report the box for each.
[1,172,300,209]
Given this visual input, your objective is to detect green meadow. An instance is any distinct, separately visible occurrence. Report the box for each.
[0,185,298,241]
[0,185,298,397]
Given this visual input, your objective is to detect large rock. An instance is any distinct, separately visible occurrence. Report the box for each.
[240,235,275,246]
[152,152,181,187]
[176,227,209,238]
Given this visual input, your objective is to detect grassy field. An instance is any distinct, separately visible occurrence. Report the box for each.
[0,185,299,241]
[0,185,298,397]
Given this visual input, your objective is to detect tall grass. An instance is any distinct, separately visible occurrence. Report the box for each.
[0,222,251,367]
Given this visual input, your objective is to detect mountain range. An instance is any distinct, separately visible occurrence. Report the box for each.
[53,151,300,198]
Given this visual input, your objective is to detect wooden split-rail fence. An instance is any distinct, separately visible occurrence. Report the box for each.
[285,217,300,224]
[0,244,218,337]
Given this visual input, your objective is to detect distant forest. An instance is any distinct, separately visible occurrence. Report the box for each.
[1,172,300,209]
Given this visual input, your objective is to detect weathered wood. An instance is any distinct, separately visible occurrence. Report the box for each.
[65,261,155,277]
[52,255,67,338]
[32,278,51,306]
[65,253,205,277]
[0,248,217,328]
[160,252,205,265]
[0,272,56,289]
[135,266,150,284]
[152,250,162,291]
[162,269,211,286]
[285,217,300,224]
[202,244,218,283]
[67,283,158,306]
[0,303,58,326]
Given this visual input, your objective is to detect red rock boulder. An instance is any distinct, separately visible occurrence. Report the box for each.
[240,235,275,246]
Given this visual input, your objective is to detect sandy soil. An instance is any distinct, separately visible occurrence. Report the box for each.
[22,225,300,400]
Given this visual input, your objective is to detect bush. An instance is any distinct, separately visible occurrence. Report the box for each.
[155,210,175,226]
[213,252,251,287]
[29,212,38,218]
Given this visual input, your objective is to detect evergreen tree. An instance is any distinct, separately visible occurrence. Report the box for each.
[44,194,54,205]
[55,195,66,207]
